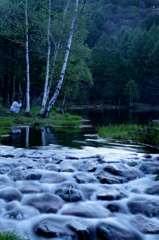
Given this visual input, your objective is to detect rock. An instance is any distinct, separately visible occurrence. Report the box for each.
[8,168,42,181]
[0,164,11,174]
[24,193,64,213]
[18,182,47,194]
[74,173,97,183]
[55,186,82,202]
[97,171,124,184]
[145,184,159,195]
[140,163,159,174]
[0,187,22,202]
[35,218,68,238]
[150,120,159,127]
[45,164,60,171]
[0,176,14,189]
[104,166,123,176]
[128,199,159,217]
[40,172,67,183]
[96,222,142,240]
[25,173,42,180]
[96,189,123,201]
[66,219,92,240]
[130,215,159,234]
[107,204,120,212]
[60,202,111,218]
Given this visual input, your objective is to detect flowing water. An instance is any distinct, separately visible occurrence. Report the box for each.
[0,110,159,240]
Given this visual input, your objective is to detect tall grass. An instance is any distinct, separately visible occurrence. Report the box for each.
[97,124,142,139]
[97,123,159,147]
[0,231,29,240]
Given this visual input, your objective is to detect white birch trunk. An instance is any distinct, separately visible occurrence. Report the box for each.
[25,0,30,113]
[39,0,51,115]
[25,126,29,148]
[39,0,71,116]
[44,0,79,117]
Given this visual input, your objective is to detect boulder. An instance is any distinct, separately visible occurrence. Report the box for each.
[97,222,142,240]
[24,193,64,213]
[0,187,22,202]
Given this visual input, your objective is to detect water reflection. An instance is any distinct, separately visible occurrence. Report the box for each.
[68,108,159,126]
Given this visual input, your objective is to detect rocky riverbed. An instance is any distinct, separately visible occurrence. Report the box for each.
[0,143,159,240]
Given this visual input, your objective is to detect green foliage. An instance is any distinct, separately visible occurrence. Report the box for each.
[97,124,142,139]
[0,231,29,240]
[97,123,159,147]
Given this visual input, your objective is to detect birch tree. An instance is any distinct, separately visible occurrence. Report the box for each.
[39,0,52,115]
[43,0,90,117]
[25,0,30,113]
[39,0,71,116]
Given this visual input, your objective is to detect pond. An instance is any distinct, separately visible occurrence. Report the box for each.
[0,109,159,240]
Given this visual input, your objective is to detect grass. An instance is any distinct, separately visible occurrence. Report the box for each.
[0,231,29,240]
[97,123,159,147]
[0,105,82,136]
[97,124,142,140]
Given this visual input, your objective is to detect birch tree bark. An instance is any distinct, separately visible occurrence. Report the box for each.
[39,0,51,116]
[25,0,30,113]
[44,0,79,117]
[39,0,71,116]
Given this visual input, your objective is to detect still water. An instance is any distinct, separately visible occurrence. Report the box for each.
[0,109,159,240]
[1,108,159,149]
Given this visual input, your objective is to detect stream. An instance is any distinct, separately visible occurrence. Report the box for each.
[0,111,159,240]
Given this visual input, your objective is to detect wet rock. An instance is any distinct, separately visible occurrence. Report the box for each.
[55,186,82,202]
[35,218,71,238]
[0,187,22,202]
[25,173,42,180]
[2,154,15,158]
[130,215,159,234]
[145,184,159,195]
[60,202,111,218]
[104,166,123,176]
[96,222,141,240]
[18,182,47,194]
[0,164,11,174]
[40,172,67,183]
[128,199,159,217]
[96,189,123,200]
[0,176,14,189]
[76,160,97,172]
[61,167,75,172]
[140,163,159,174]
[66,155,79,160]
[51,154,65,164]
[4,203,38,220]
[24,193,64,213]
[45,164,60,171]
[142,154,152,159]
[8,168,42,181]
[107,204,120,212]
[75,173,97,183]
[66,219,91,240]
[128,161,138,167]
[104,165,141,182]
[96,171,124,184]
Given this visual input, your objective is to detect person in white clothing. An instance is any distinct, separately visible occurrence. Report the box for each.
[10,99,22,113]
